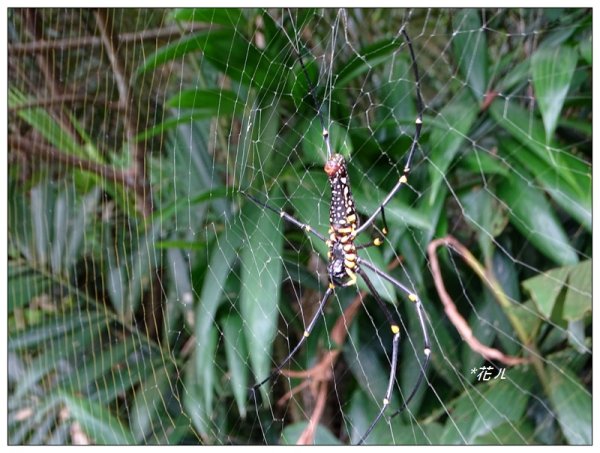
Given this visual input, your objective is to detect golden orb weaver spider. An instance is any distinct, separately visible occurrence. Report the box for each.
[243,11,431,445]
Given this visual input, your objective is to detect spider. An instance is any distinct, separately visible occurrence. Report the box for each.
[244,16,431,445]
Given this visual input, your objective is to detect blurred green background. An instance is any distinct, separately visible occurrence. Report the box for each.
[7,8,591,445]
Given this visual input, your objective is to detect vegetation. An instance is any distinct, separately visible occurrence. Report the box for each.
[8,8,591,445]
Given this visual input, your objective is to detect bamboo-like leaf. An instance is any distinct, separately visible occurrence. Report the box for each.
[497,170,578,266]
[194,223,243,415]
[169,8,244,26]
[440,368,535,444]
[532,46,578,141]
[165,88,245,116]
[336,37,410,88]
[548,367,591,444]
[428,91,479,205]
[61,392,135,445]
[221,313,249,418]
[452,10,488,98]
[240,189,284,402]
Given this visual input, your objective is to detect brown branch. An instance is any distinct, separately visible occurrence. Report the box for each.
[427,236,529,366]
[19,9,81,143]
[9,93,123,112]
[10,134,136,191]
[94,10,136,142]
[94,9,151,216]
[278,257,406,444]
[9,22,207,55]
[296,378,329,445]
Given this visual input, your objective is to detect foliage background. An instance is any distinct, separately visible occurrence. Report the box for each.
[7,8,591,445]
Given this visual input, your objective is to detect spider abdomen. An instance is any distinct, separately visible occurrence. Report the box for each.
[325,153,359,231]
[324,153,360,287]
[327,239,358,286]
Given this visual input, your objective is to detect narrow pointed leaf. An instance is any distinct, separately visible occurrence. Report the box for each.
[240,189,284,401]
[452,10,488,98]
[497,172,578,266]
[532,46,578,141]
[61,393,135,445]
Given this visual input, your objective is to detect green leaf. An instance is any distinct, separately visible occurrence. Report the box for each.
[169,8,244,27]
[440,368,535,444]
[135,30,229,76]
[522,261,591,321]
[165,88,245,116]
[194,223,243,413]
[500,138,591,232]
[288,57,320,112]
[347,388,443,444]
[522,268,569,320]
[344,334,390,409]
[240,188,284,402]
[497,171,578,266]
[9,312,104,350]
[152,187,229,225]
[531,46,578,141]
[130,363,175,442]
[459,188,508,262]
[474,419,536,444]
[9,88,81,155]
[61,336,133,396]
[61,392,135,444]
[336,36,410,88]
[8,273,52,312]
[428,91,479,204]
[579,33,592,65]
[352,172,433,232]
[184,352,213,440]
[461,148,510,177]
[200,29,288,92]
[281,422,341,445]
[489,99,587,200]
[452,10,488,98]
[548,367,591,444]
[301,117,352,164]
[502,299,542,344]
[221,312,249,418]
[562,260,591,321]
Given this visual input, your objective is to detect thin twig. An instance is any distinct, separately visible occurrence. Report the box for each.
[9,22,207,55]
[10,134,135,191]
[296,378,329,445]
[9,93,123,112]
[278,256,405,443]
[94,9,152,216]
[19,9,81,143]
[427,236,529,366]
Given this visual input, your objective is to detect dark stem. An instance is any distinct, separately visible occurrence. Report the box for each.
[9,22,207,55]
[94,9,152,216]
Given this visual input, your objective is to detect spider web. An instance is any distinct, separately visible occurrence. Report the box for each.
[6,7,592,446]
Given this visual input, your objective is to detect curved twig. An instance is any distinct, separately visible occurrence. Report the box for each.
[427,236,528,366]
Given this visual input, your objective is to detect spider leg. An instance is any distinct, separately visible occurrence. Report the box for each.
[355,29,423,237]
[356,224,386,250]
[250,285,334,397]
[241,191,327,242]
[357,258,432,440]
[356,268,402,445]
